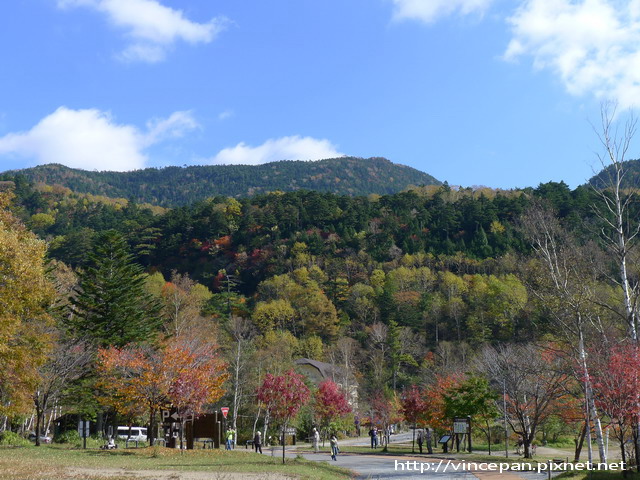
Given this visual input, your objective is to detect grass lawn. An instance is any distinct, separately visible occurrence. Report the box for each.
[556,471,640,479]
[0,445,353,480]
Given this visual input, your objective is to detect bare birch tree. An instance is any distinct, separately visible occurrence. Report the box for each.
[591,101,640,340]
[519,203,608,463]
[226,316,255,446]
[590,101,640,468]
[33,335,90,446]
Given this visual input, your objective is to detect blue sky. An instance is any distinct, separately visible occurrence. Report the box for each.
[0,0,638,189]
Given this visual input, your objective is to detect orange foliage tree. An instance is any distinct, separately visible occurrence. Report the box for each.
[97,338,227,445]
[423,373,464,433]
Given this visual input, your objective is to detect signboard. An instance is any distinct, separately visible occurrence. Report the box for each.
[438,435,451,444]
[453,417,470,434]
[162,408,193,423]
[77,420,90,438]
[220,407,229,419]
[162,409,180,423]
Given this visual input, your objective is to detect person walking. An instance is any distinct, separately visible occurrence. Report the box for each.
[253,431,262,454]
[417,429,423,454]
[330,434,339,461]
[312,428,320,453]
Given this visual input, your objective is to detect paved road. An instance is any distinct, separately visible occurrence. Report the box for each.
[298,452,557,480]
[262,436,557,480]
[299,452,476,479]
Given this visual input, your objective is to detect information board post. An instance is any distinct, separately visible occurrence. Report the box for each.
[78,420,89,449]
[453,417,471,453]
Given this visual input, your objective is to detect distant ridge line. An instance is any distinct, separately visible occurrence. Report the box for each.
[5,157,441,207]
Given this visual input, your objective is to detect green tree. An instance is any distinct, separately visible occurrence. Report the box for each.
[443,376,499,454]
[388,320,418,390]
[69,230,161,347]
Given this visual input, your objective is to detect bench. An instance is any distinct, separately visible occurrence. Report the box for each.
[193,437,214,449]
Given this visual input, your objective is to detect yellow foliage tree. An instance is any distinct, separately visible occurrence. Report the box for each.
[0,193,54,418]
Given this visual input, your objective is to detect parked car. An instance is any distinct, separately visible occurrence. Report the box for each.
[116,426,147,442]
[28,432,51,444]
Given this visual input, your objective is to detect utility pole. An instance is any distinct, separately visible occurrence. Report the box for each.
[503,379,509,458]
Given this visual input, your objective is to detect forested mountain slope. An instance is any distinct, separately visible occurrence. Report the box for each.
[4,157,441,207]
[588,158,640,189]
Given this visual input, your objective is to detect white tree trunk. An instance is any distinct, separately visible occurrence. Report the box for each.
[579,333,606,464]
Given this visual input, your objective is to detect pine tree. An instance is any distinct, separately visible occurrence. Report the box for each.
[69,230,161,347]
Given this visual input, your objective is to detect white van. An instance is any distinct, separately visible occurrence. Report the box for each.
[116,426,147,442]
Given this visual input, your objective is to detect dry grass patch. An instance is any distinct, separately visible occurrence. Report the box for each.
[0,446,351,480]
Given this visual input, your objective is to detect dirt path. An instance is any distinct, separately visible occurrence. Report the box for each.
[68,468,295,479]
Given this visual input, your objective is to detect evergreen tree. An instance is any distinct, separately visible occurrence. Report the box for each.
[69,230,161,347]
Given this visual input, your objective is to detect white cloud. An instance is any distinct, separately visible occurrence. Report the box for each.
[58,0,227,62]
[505,0,640,108]
[211,136,344,165]
[0,107,198,171]
[391,0,495,23]
[217,110,234,121]
[144,111,199,145]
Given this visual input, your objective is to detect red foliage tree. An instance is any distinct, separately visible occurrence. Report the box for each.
[315,379,351,443]
[592,344,640,465]
[401,385,427,452]
[371,392,401,450]
[257,370,311,463]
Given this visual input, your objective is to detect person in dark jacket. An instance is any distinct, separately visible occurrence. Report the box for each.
[254,431,263,454]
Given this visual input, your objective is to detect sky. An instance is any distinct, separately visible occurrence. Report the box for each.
[1,0,640,189]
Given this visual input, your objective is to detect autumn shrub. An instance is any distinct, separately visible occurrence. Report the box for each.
[0,431,31,447]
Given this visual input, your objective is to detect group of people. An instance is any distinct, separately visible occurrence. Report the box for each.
[368,426,397,448]
[251,427,339,461]
[416,429,433,454]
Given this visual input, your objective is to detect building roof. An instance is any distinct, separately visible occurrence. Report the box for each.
[294,358,343,381]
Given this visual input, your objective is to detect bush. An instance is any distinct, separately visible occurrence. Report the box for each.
[545,438,575,448]
[0,431,31,447]
[54,431,112,448]
[53,430,81,445]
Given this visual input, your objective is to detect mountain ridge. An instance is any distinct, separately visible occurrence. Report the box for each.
[4,157,441,207]
[588,158,640,189]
